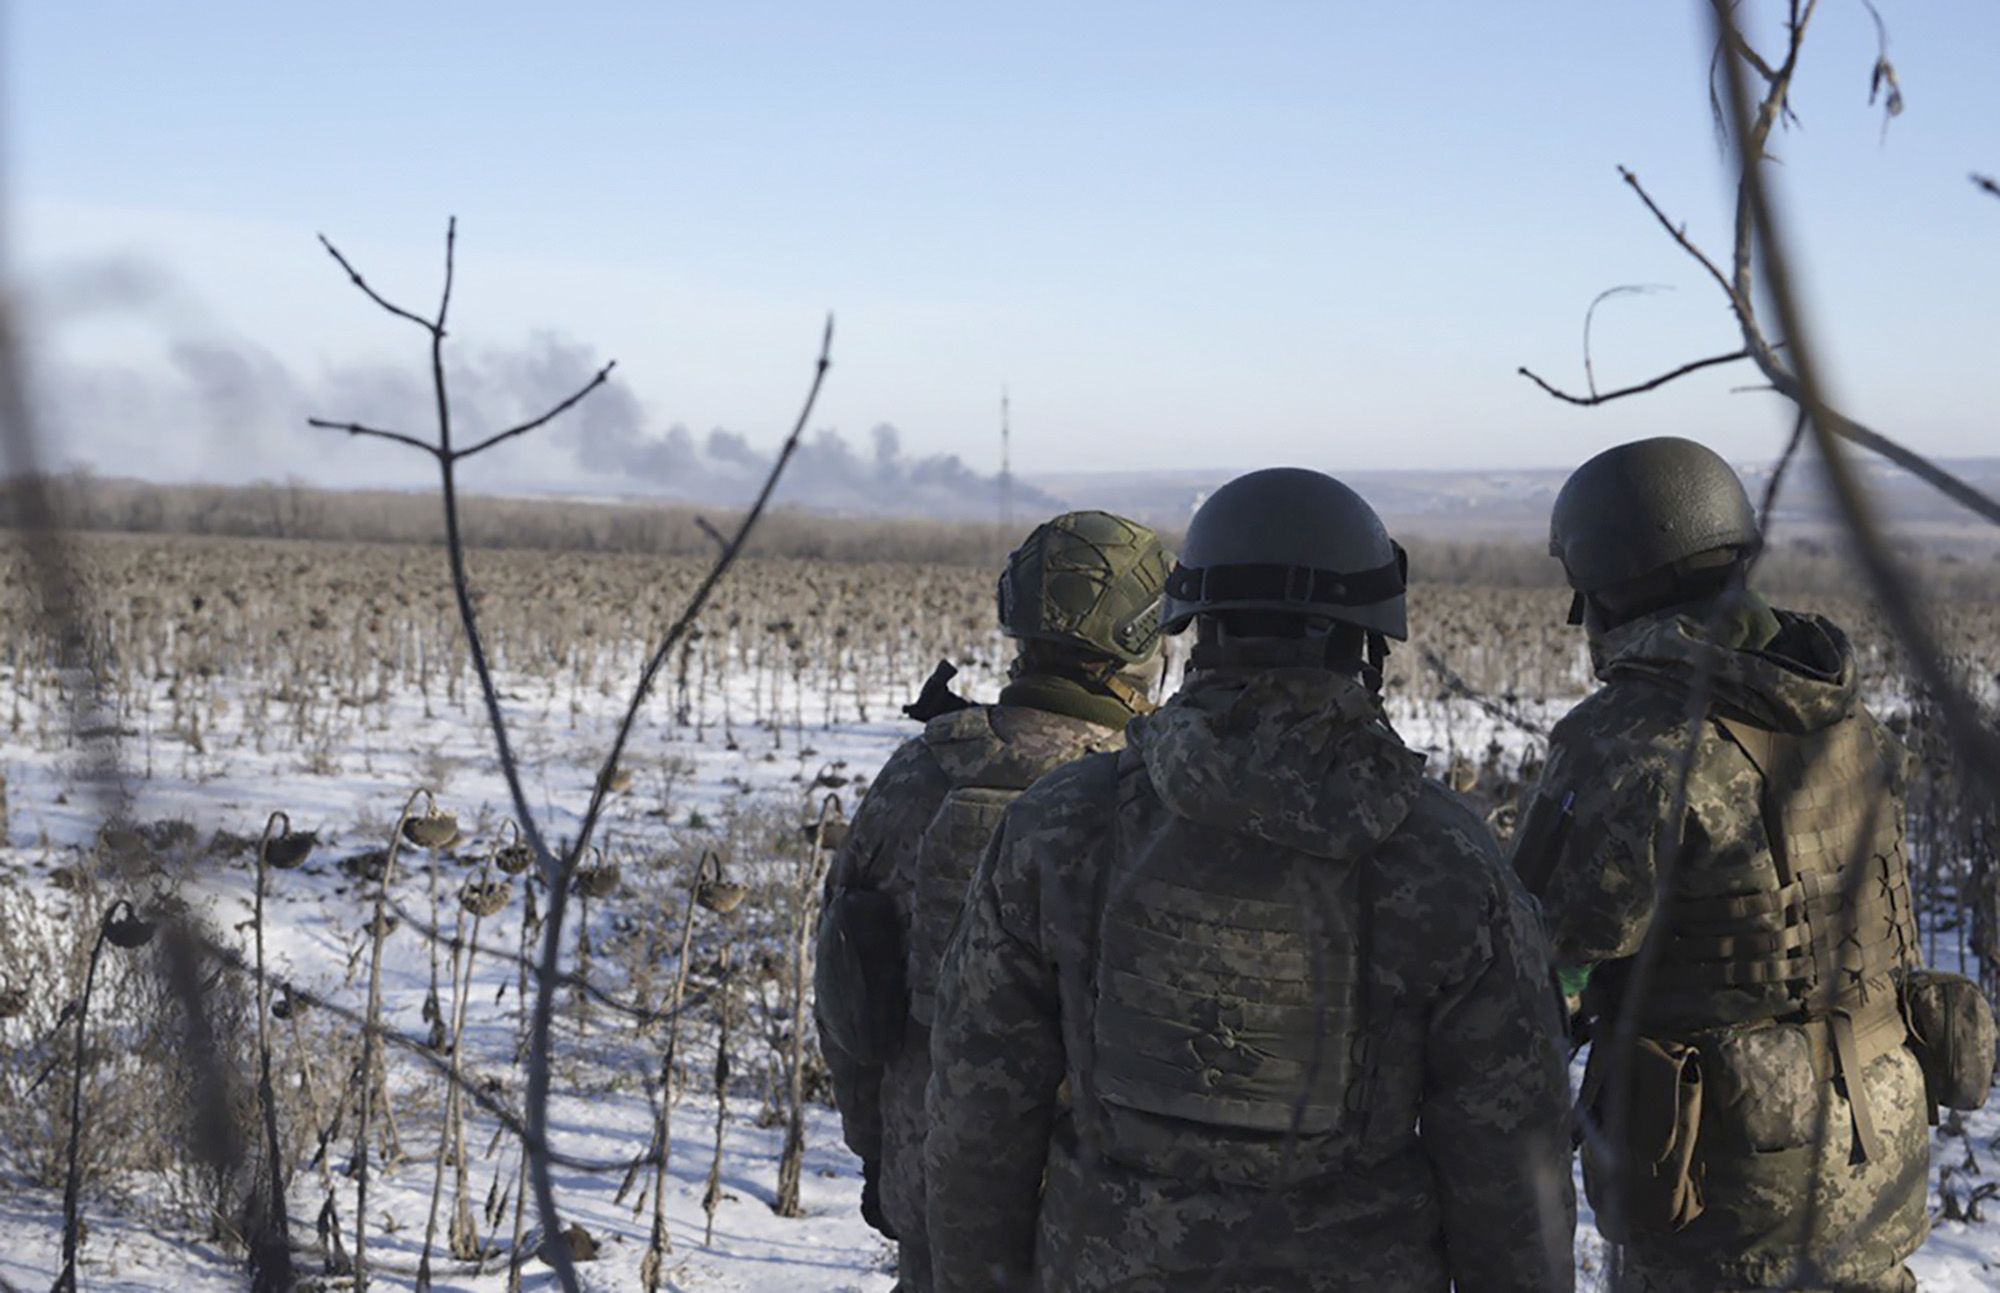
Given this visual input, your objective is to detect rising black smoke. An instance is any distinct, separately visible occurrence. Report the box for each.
[41,330,1056,519]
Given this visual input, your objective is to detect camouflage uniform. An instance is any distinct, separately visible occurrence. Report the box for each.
[926,667,1577,1292]
[819,681,1128,1291]
[1514,600,1929,1291]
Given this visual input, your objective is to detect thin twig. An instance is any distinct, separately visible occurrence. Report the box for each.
[1418,646,1549,738]
[1524,10,2000,532]
[453,361,619,460]
[693,516,730,553]
[1518,348,1751,406]
[1709,0,2000,809]
[195,936,676,1176]
[305,418,443,457]
[1751,407,1809,543]
[1583,284,1673,398]
[377,886,705,1025]
[525,312,835,1288]
[317,233,439,333]
[1617,166,1741,310]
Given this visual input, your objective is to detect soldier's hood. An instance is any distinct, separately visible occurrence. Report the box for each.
[1594,602,1858,734]
[922,703,1120,786]
[1128,668,1424,859]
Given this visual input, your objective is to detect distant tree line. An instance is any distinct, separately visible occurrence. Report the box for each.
[4,471,1994,600]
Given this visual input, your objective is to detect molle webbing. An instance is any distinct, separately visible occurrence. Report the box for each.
[1653,716,1914,1005]
[905,709,1097,1028]
[1090,763,1367,1143]
[906,787,1017,1027]
[1660,713,1918,1162]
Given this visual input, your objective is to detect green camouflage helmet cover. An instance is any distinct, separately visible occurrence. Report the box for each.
[998,511,1172,666]
[1550,436,1761,595]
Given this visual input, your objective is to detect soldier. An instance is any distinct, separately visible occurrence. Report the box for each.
[1514,436,1995,1291]
[814,510,1172,1292]
[925,468,1576,1292]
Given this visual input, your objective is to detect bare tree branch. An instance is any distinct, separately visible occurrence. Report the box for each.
[309,219,795,1293]
[197,938,672,1176]
[452,360,618,461]
[1527,5,2000,534]
[1518,348,1752,406]
[1859,0,1904,135]
[1708,0,2000,807]
[305,418,442,457]
[317,233,440,334]
[523,312,834,1289]
[376,885,715,1026]
[693,515,730,553]
[436,219,457,332]
[1417,647,1549,738]
[1723,14,1778,83]
[1812,403,2000,528]
[1617,166,1742,310]
[1752,407,1809,539]
[1583,284,1674,397]
[1974,173,2000,200]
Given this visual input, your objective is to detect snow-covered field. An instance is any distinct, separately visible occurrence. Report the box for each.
[0,617,1995,1291]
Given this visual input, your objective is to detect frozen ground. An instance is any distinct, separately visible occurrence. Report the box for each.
[0,643,1995,1291]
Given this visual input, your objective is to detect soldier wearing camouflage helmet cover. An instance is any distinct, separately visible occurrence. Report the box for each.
[1513,436,1993,1292]
[813,509,1171,1291]
[925,468,1575,1292]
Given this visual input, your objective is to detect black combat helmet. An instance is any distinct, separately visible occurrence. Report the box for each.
[998,511,1173,666]
[1161,467,1408,640]
[1550,436,1760,623]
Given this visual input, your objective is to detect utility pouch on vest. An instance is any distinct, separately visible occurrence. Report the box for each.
[1901,969,1998,1113]
[907,786,1015,1027]
[1583,1036,1706,1238]
[1701,1023,1821,1152]
[814,886,907,1067]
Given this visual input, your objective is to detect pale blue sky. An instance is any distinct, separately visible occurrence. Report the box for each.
[8,2,1998,493]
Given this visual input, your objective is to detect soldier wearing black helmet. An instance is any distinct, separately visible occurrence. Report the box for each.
[814,510,1171,1291]
[926,468,1575,1292]
[1514,436,1995,1291]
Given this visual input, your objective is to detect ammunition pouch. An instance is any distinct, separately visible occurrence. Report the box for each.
[814,886,907,1067]
[1581,1036,1706,1239]
[1701,1022,1822,1152]
[1901,969,1998,1113]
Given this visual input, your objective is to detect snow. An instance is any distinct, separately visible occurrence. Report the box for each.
[1,633,1996,1291]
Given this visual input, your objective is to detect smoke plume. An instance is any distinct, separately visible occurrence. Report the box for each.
[41,331,1055,519]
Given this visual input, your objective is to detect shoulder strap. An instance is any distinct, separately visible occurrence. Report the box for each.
[1713,715,1795,883]
[1076,752,1152,1137]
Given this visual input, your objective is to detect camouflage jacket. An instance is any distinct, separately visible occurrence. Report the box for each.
[817,686,1123,1245]
[926,668,1575,1292]
[1513,603,1929,1285]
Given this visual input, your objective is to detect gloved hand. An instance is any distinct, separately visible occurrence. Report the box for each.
[861,1158,897,1240]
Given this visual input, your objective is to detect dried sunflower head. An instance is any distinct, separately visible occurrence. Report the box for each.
[104,912,157,949]
[460,879,513,918]
[402,811,460,851]
[263,830,317,870]
[696,879,747,914]
[493,843,535,876]
[571,864,622,899]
